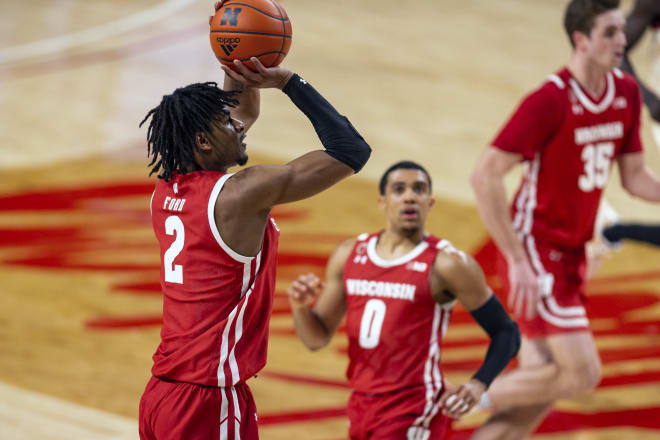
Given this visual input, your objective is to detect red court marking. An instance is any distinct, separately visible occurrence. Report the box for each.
[258,406,346,425]
[260,371,350,389]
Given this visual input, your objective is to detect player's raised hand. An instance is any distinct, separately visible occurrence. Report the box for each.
[221,57,293,90]
[508,258,540,320]
[440,379,486,419]
[287,273,324,309]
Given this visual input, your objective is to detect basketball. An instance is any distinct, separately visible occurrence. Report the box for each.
[209,0,292,71]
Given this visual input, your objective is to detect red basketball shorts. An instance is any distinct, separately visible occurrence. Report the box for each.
[139,376,258,440]
[347,385,451,440]
[497,235,590,338]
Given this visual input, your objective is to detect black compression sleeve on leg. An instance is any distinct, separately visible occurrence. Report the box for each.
[282,74,371,172]
[470,295,521,387]
[603,223,660,247]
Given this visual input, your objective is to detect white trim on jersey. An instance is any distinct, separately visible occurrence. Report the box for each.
[208,174,254,264]
[149,187,156,216]
[220,389,229,440]
[569,72,615,114]
[512,162,531,232]
[410,303,452,433]
[218,305,240,386]
[367,236,429,267]
[437,239,468,263]
[547,74,565,89]
[522,155,540,236]
[231,387,241,422]
[357,232,369,241]
[613,68,623,79]
[241,263,251,297]
[538,299,590,328]
[228,285,253,386]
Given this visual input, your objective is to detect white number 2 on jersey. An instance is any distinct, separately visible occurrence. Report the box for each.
[578,142,614,192]
[164,215,184,284]
[359,299,386,349]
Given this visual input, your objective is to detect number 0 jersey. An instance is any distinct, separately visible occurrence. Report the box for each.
[343,232,456,395]
[492,67,643,248]
[150,171,279,387]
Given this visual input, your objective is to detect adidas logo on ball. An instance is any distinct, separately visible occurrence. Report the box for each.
[221,44,238,56]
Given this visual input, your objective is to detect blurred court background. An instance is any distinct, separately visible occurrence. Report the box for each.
[1,0,660,438]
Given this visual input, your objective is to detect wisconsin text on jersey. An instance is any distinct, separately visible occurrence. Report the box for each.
[345,279,416,302]
[574,121,624,145]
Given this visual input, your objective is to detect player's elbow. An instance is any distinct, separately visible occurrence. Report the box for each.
[303,335,331,352]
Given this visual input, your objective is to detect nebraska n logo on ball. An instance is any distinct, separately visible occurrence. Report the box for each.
[220,8,242,26]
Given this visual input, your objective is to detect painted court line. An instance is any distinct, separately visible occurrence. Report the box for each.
[0,0,196,65]
[0,382,137,440]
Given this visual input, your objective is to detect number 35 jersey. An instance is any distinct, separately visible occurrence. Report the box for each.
[343,232,455,395]
[150,171,279,387]
[492,67,643,248]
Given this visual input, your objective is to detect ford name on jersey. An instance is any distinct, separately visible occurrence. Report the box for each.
[345,278,416,302]
[574,121,623,145]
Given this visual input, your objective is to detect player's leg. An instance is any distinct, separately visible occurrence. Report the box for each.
[470,331,601,440]
[469,336,555,440]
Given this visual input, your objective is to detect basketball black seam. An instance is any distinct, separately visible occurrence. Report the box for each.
[267,0,286,67]
[211,30,291,38]
[218,51,286,62]
[221,2,289,22]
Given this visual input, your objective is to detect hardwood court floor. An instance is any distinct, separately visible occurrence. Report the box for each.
[1,0,660,438]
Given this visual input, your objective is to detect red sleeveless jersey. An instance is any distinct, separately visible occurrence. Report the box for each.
[492,67,643,248]
[150,171,279,387]
[343,232,455,396]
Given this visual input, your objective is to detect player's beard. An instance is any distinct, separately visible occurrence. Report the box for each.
[237,154,248,166]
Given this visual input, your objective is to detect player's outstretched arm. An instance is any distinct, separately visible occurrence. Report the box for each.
[471,147,540,319]
[223,58,371,211]
[621,0,660,123]
[433,251,520,419]
[287,239,353,350]
[618,152,660,202]
[625,0,657,50]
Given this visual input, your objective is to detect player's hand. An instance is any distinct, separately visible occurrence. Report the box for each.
[209,1,226,25]
[439,379,486,419]
[287,273,324,310]
[222,58,294,90]
[507,258,540,320]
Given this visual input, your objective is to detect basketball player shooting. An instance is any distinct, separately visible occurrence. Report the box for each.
[287,161,520,439]
[138,2,371,439]
[470,1,660,438]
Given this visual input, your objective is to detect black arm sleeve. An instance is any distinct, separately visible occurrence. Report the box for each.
[470,295,521,387]
[282,74,371,173]
[603,223,660,247]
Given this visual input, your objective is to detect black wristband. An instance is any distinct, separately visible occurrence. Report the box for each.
[283,74,371,173]
[470,295,521,387]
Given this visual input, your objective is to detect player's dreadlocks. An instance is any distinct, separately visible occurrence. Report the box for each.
[140,82,239,181]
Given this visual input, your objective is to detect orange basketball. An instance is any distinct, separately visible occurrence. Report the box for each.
[209,0,292,71]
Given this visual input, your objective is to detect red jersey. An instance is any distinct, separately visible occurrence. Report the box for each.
[150,171,279,387]
[493,67,643,248]
[343,232,455,397]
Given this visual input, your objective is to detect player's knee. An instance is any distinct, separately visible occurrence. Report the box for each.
[559,358,601,396]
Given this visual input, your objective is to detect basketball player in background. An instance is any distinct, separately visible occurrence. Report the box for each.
[470,0,660,438]
[621,0,660,122]
[287,161,520,439]
[138,4,371,439]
